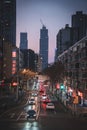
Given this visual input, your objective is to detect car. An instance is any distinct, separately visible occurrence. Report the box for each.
[26,110,37,120]
[43,98,51,104]
[41,94,47,100]
[39,88,44,93]
[28,98,35,105]
[46,102,55,110]
[31,92,38,97]
[83,99,87,106]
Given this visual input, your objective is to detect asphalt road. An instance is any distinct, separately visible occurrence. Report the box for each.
[0,93,87,130]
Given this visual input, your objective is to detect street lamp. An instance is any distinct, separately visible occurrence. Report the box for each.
[0,36,5,80]
[12,74,19,101]
[16,73,19,101]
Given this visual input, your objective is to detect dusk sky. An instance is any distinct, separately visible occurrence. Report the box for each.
[16,0,87,63]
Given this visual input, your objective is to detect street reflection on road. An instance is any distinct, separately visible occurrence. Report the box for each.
[23,121,40,130]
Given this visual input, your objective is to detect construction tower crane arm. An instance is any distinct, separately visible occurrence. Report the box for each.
[40,19,45,27]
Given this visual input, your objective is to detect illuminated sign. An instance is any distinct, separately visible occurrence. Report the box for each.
[12,51,16,58]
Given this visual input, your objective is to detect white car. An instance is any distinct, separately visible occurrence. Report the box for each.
[46,102,55,110]
[41,94,47,100]
[28,98,35,105]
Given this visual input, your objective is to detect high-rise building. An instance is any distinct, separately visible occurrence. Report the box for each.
[72,11,87,43]
[20,49,36,71]
[0,0,16,46]
[39,25,49,70]
[0,0,16,80]
[55,11,87,61]
[56,24,72,58]
[20,32,28,49]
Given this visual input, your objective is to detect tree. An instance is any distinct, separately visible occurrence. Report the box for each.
[43,61,65,84]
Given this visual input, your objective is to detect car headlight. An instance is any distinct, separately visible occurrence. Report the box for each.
[34,114,36,116]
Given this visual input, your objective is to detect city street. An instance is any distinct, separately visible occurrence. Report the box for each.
[0,92,87,130]
[1,0,87,130]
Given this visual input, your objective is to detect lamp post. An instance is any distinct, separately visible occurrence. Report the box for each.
[16,74,19,101]
[0,37,4,80]
[0,19,5,80]
[15,69,21,101]
[12,76,19,101]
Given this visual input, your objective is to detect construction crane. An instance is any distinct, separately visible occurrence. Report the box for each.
[40,19,45,27]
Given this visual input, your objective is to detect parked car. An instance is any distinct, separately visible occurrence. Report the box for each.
[46,102,55,110]
[26,110,37,120]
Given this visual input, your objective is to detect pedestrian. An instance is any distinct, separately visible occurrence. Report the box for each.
[73,94,79,114]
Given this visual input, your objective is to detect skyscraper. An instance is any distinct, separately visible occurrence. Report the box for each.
[20,32,28,49]
[72,11,87,43]
[0,0,16,80]
[56,24,72,58]
[0,0,16,45]
[39,25,49,70]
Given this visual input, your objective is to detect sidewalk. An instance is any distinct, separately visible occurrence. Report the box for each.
[54,93,87,117]
[67,104,87,117]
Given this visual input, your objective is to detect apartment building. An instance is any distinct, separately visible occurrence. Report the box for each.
[58,36,87,98]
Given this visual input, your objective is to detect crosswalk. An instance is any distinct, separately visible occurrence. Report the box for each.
[0,109,41,121]
[0,109,57,122]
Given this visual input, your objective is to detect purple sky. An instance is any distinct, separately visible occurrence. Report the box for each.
[16,0,87,63]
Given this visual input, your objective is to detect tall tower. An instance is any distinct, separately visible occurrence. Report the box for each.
[0,0,16,45]
[20,32,28,49]
[39,25,49,70]
[19,32,28,69]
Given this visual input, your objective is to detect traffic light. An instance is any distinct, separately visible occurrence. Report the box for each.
[60,83,64,90]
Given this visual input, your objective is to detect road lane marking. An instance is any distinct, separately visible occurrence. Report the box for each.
[16,111,23,121]
[10,113,15,118]
[54,111,56,114]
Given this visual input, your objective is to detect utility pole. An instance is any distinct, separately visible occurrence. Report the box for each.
[16,74,19,101]
[1,37,4,80]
